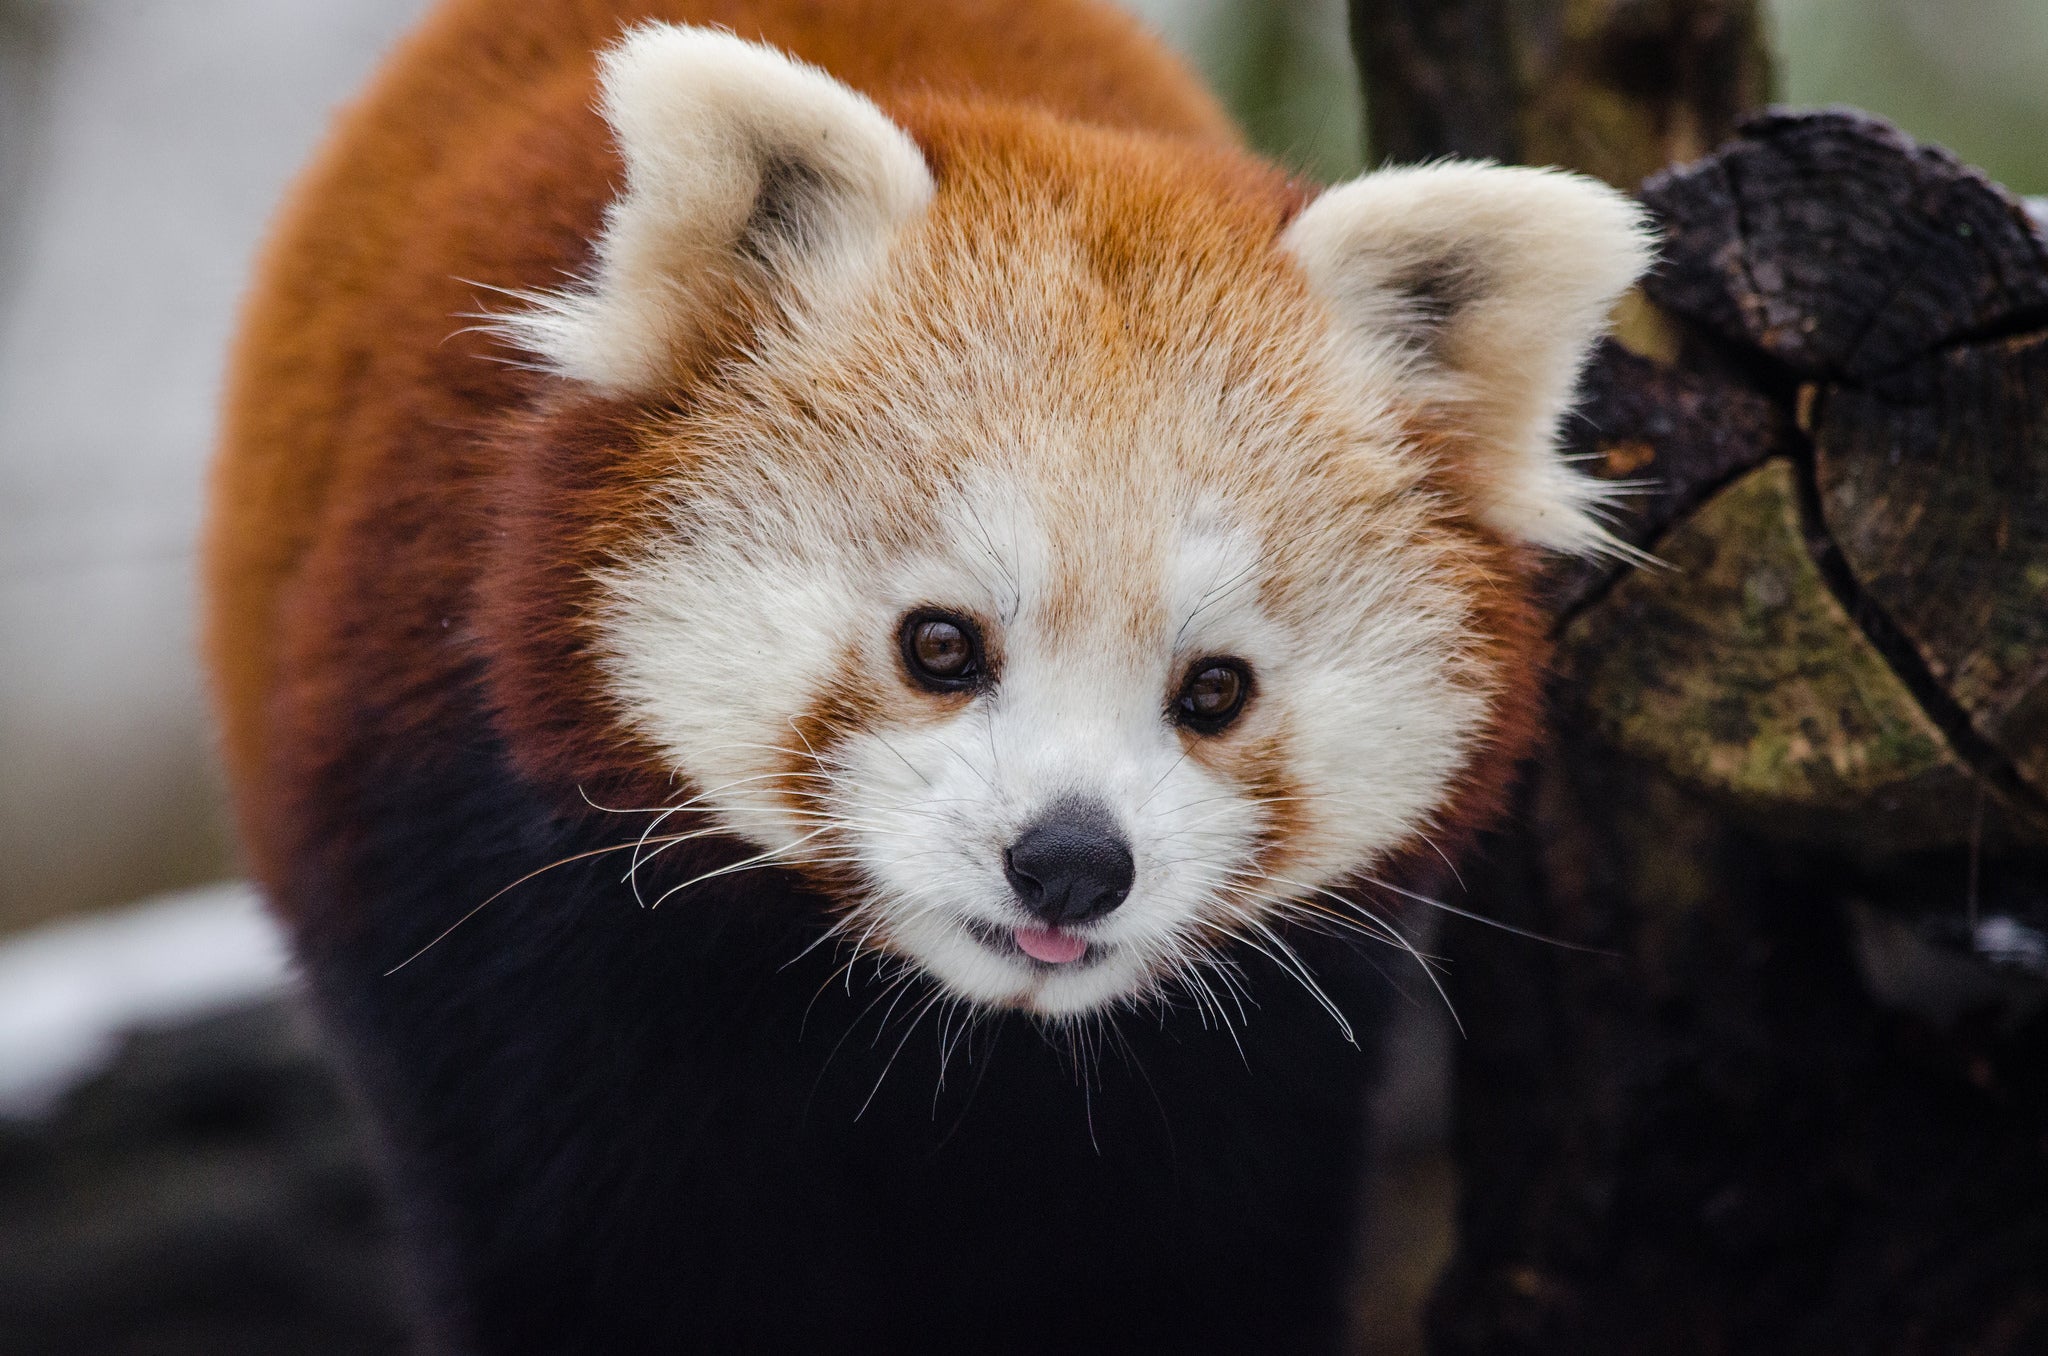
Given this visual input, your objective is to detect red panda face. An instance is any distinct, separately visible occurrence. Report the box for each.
[597,440,1491,1014]
[499,25,1650,1017]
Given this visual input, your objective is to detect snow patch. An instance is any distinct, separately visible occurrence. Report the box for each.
[0,882,292,1117]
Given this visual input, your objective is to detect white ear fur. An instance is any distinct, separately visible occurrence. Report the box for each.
[508,25,935,393]
[1282,163,1654,554]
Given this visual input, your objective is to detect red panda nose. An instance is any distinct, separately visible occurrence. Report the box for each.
[1003,805,1135,927]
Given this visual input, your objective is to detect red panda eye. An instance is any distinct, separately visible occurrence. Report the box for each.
[901,611,984,691]
[1174,659,1251,733]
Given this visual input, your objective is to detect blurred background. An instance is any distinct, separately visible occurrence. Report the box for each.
[7,0,2048,947]
[1,0,2046,1350]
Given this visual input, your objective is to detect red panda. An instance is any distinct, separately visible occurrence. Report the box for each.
[204,1,1650,1350]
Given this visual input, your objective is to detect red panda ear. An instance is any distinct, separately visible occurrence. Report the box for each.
[506,24,935,393]
[1281,163,1654,555]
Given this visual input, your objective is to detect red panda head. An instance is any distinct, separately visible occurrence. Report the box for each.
[489,25,1652,1016]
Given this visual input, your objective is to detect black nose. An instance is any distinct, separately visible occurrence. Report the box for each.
[1003,805,1136,926]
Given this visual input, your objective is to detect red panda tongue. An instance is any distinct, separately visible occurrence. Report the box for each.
[1013,926,1088,965]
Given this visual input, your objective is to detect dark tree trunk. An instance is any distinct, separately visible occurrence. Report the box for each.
[1349,7,2048,1350]
[1420,109,2048,1356]
[1348,0,1519,166]
[1350,0,1773,187]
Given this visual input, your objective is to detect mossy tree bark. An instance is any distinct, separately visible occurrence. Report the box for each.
[1345,5,2048,1351]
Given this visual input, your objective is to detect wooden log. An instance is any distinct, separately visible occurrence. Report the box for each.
[1576,110,2048,848]
[1564,460,1987,851]
[1815,336,2048,802]
[1643,113,2048,812]
[1426,110,2048,1356]
[1640,110,2048,380]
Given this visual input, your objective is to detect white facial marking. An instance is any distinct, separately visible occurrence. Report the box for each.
[602,454,1487,1016]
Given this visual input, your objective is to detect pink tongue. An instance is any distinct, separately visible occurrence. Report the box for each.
[1014,926,1088,965]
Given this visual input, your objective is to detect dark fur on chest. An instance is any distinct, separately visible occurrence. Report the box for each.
[282,725,1391,1355]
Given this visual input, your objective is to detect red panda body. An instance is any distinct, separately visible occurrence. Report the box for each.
[206,1,1650,1349]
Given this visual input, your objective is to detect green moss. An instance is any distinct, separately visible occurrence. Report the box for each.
[1565,461,1968,826]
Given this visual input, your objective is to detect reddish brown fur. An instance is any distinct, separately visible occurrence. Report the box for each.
[206,0,1237,900]
[206,0,1551,938]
